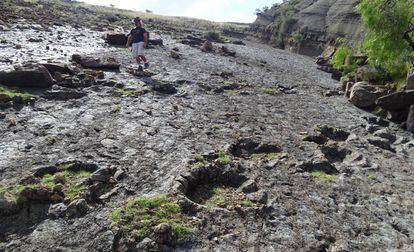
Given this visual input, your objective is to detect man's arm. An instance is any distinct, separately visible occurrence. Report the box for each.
[126,35,132,47]
[143,33,148,48]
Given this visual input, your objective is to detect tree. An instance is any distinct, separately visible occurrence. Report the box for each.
[358,0,414,77]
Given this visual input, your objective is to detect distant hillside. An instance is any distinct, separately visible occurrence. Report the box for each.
[252,0,363,56]
[0,0,246,34]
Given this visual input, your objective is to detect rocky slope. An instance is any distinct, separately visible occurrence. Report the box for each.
[0,1,413,251]
[252,0,363,56]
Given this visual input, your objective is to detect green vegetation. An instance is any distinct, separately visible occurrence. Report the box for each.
[330,46,363,75]
[193,154,208,168]
[0,85,37,103]
[241,199,254,207]
[115,88,147,96]
[358,0,414,78]
[223,81,249,89]
[204,187,226,207]
[211,124,221,130]
[41,174,55,187]
[262,88,278,95]
[0,169,91,207]
[311,171,338,182]
[111,194,192,244]
[217,150,231,166]
[64,185,86,201]
[113,103,122,112]
[0,184,27,204]
[254,0,302,47]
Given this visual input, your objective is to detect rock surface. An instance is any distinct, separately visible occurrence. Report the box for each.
[252,0,363,56]
[0,2,413,252]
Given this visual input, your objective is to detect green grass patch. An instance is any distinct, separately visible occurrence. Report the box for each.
[0,85,37,102]
[211,124,221,130]
[41,174,55,188]
[330,46,359,75]
[116,88,147,96]
[205,191,226,207]
[111,194,193,244]
[113,103,122,112]
[217,150,231,166]
[64,184,86,202]
[241,199,254,207]
[262,88,278,95]
[311,171,338,182]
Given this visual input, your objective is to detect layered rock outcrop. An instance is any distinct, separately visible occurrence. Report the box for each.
[252,0,363,56]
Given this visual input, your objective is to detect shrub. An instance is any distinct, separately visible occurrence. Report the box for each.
[330,46,359,75]
[358,0,414,78]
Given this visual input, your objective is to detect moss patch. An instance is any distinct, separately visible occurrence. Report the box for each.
[0,85,37,102]
[311,171,338,182]
[111,194,193,245]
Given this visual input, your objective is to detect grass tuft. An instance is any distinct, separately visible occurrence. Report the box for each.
[311,171,337,182]
[111,194,193,244]
[217,150,231,165]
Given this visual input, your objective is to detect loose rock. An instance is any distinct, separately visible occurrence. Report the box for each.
[349,82,387,108]
[0,64,54,88]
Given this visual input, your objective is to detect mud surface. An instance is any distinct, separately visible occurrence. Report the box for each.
[0,17,413,251]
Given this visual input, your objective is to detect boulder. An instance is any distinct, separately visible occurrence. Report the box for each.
[331,69,342,81]
[71,54,120,70]
[407,105,414,133]
[48,203,67,218]
[316,46,336,66]
[387,109,409,123]
[105,33,127,46]
[32,165,58,177]
[367,137,395,152]
[151,82,177,95]
[66,199,89,218]
[0,64,54,88]
[349,82,387,108]
[376,91,414,111]
[236,180,258,193]
[201,41,213,52]
[406,68,414,90]
[42,63,74,76]
[90,168,112,182]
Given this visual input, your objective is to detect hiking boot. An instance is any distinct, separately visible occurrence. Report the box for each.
[138,65,143,72]
[144,62,149,69]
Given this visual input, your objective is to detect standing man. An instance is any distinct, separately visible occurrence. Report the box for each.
[126,17,149,71]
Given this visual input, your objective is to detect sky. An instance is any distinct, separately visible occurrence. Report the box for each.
[82,0,281,23]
